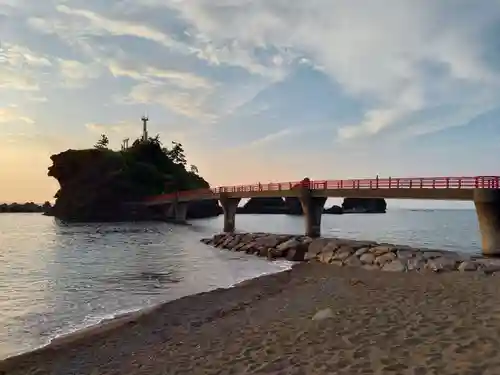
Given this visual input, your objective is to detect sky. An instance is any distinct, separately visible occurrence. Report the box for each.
[1,0,499,208]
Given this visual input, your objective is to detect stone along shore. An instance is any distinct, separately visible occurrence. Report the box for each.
[202,232,500,273]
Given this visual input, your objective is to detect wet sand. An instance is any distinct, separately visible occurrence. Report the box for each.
[2,263,500,374]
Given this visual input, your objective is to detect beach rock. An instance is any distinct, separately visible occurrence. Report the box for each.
[362,264,380,271]
[286,244,308,261]
[258,247,270,257]
[382,259,406,272]
[332,247,353,261]
[319,250,335,264]
[201,238,211,244]
[370,246,394,256]
[422,251,446,260]
[360,253,376,265]
[396,249,418,259]
[312,308,334,321]
[375,252,396,266]
[308,238,332,256]
[458,261,478,272]
[354,247,370,257]
[481,265,500,275]
[276,238,300,251]
[426,257,458,272]
[345,256,363,267]
[407,257,426,271]
[330,260,344,267]
[233,242,247,252]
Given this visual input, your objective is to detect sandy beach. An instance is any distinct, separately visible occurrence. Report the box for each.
[1,262,500,374]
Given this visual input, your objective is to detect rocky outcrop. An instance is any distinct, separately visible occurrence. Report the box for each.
[48,138,221,222]
[201,232,496,274]
[342,198,387,213]
[324,205,343,214]
[0,201,52,214]
[237,197,288,214]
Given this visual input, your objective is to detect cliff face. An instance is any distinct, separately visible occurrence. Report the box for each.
[48,138,221,222]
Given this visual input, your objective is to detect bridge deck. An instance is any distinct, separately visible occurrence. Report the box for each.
[142,176,499,205]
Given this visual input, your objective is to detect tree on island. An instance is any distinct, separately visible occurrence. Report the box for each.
[94,134,109,149]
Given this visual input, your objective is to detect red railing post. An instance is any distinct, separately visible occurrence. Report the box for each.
[340,180,343,189]
[388,177,392,188]
[432,179,436,188]
[376,175,379,189]
[396,179,400,188]
[446,178,449,188]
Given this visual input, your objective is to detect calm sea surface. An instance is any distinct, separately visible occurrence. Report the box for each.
[0,209,481,359]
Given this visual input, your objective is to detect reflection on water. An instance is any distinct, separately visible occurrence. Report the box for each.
[0,208,481,359]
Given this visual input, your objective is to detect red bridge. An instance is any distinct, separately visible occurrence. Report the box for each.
[143,176,500,255]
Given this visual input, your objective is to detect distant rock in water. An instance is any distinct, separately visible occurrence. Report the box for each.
[0,201,53,214]
[48,137,221,222]
[342,198,387,213]
[285,197,303,215]
[187,200,222,218]
[237,197,288,214]
[324,205,343,214]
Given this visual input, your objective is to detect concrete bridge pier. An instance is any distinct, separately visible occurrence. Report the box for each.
[173,202,188,223]
[220,195,241,233]
[474,189,500,256]
[299,190,327,238]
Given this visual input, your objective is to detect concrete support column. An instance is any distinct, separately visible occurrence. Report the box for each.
[174,202,188,223]
[474,189,500,256]
[299,189,326,238]
[164,203,175,219]
[220,194,241,233]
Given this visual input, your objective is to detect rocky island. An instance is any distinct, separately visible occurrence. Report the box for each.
[48,135,221,222]
[0,202,52,214]
[237,197,387,215]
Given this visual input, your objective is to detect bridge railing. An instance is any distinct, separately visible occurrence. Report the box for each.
[143,176,500,202]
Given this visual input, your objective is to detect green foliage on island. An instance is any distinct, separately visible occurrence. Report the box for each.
[49,135,220,222]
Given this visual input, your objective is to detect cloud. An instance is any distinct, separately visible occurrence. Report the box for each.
[57,58,101,88]
[0,106,34,124]
[161,0,500,139]
[55,5,183,51]
[107,59,213,90]
[85,122,137,135]
[125,82,217,122]
[0,42,50,91]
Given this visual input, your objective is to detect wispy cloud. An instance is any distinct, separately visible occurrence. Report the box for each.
[0,106,34,124]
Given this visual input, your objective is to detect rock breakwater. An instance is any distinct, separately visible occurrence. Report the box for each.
[201,232,500,274]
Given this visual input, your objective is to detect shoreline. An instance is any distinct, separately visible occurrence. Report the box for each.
[3,262,500,373]
[3,232,500,373]
[0,264,301,374]
[0,261,294,365]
